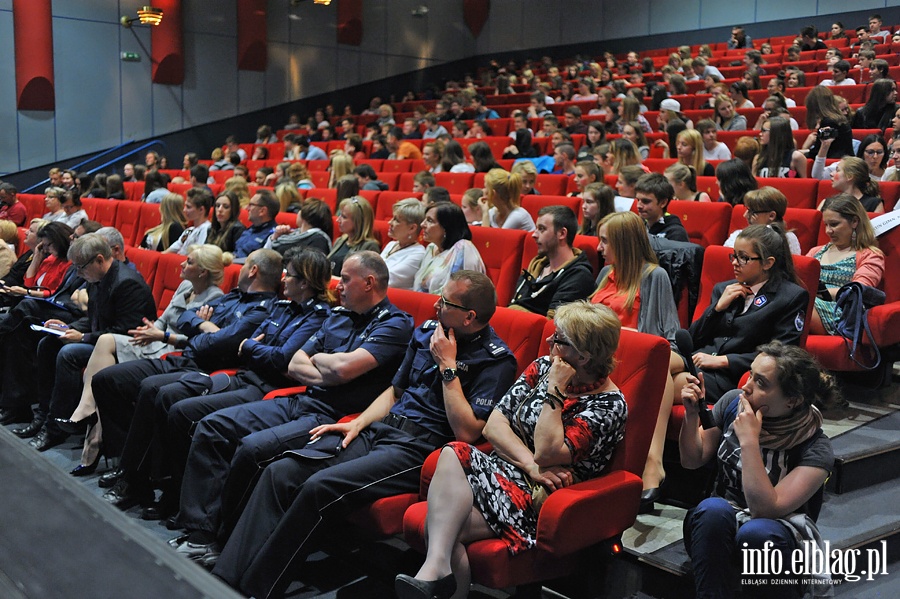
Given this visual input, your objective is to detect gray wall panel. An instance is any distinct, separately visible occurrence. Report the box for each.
[0,11,19,174]
[699,0,755,29]
[651,0,700,34]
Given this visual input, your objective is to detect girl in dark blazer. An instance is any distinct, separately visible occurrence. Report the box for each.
[678,225,809,404]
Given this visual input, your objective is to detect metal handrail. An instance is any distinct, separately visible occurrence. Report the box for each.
[22,140,166,193]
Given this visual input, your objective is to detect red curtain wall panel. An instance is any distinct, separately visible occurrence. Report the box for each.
[152,0,184,85]
[13,0,55,111]
[336,0,362,46]
[237,0,267,70]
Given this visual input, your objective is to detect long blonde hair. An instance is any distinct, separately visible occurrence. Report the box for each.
[144,193,187,249]
[483,168,523,209]
[328,152,355,188]
[676,129,708,175]
[592,211,658,311]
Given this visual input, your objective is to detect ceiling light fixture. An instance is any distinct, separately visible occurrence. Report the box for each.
[121,6,164,28]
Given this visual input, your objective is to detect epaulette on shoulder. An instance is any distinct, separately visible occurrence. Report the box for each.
[333,305,351,314]
[486,340,509,356]
[421,319,439,330]
[312,302,329,313]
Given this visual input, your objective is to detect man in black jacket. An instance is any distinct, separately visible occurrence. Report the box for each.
[509,205,595,317]
[15,233,157,450]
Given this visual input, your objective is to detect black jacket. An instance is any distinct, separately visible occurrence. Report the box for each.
[70,260,157,345]
[510,250,596,317]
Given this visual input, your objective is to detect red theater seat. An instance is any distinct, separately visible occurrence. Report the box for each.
[758,178,818,209]
[402,329,670,592]
[469,227,527,307]
[151,253,188,315]
[124,247,161,287]
[667,200,731,247]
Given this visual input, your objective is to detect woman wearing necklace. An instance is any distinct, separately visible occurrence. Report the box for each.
[807,195,884,335]
[396,302,627,599]
[680,341,837,599]
[380,198,426,289]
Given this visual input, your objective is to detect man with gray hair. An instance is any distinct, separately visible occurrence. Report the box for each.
[96,226,136,270]
[13,233,156,450]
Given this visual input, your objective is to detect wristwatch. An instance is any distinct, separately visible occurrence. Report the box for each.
[441,367,457,382]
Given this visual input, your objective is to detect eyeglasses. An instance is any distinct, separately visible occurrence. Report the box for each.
[437,295,471,312]
[75,257,95,272]
[864,149,885,156]
[547,334,574,348]
[729,253,763,266]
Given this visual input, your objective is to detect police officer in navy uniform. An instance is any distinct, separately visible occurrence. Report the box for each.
[93,249,283,508]
[208,270,518,599]
[144,249,335,520]
[170,251,416,563]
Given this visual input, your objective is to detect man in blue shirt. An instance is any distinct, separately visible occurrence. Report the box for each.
[193,271,518,599]
[297,135,327,161]
[92,250,282,508]
[471,94,500,121]
[234,190,278,259]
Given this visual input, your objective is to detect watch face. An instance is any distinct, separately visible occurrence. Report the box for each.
[442,368,456,381]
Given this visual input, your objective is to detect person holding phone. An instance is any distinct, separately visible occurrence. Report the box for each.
[680,341,836,598]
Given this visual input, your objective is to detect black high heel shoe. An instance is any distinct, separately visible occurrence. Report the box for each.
[395,573,456,599]
[70,450,108,477]
[54,413,98,435]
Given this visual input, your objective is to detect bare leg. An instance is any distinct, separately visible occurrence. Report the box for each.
[415,447,493,595]
[641,352,680,490]
[69,333,118,421]
[809,309,826,335]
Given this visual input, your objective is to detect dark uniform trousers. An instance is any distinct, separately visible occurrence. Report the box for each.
[212,423,436,599]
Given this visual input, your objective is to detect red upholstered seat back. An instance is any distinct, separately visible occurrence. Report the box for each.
[667,200,732,247]
[469,227,526,307]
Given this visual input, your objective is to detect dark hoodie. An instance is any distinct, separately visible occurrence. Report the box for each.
[509,249,596,317]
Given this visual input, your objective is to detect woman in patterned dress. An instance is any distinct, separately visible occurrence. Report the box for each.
[396,302,627,599]
[807,194,884,334]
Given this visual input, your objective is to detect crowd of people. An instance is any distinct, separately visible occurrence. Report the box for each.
[2,15,898,599]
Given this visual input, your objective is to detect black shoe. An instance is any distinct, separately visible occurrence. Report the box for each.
[29,427,67,452]
[98,468,124,489]
[70,451,107,477]
[639,479,665,515]
[102,479,153,511]
[54,413,98,435]
[0,407,33,426]
[395,574,456,599]
[141,493,177,521]
[12,418,45,439]
[165,514,181,530]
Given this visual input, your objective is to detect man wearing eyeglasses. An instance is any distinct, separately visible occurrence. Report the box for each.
[234,190,278,259]
[9,233,156,451]
[208,270,517,598]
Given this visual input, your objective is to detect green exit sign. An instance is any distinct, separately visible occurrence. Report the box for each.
[121,52,141,62]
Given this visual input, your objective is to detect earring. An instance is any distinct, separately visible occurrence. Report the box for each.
[851,229,858,247]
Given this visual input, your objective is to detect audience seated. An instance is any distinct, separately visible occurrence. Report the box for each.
[414,202,485,294]
[380,198,425,290]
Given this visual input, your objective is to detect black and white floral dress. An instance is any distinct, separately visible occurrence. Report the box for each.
[448,356,627,554]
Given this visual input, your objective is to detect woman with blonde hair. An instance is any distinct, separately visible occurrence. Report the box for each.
[725,187,801,254]
[618,96,652,133]
[820,157,884,213]
[274,182,302,213]
[713,94,747,131]
[58,244,227,474]
[287,162,314,190]
[675,129,715,176]
[327,152,355,188]
[621,121,650,160]
[591,211,680,500]
[224,176,251,208]
[327,196,380,276]
[140,193,187,251]
[480,168,535,231]
[807,195,884,335]
[664,163,711,202]
[381,198,426,289]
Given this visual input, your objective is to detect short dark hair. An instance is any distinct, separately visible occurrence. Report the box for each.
[37,221,75,258]
[800,25,817,38]
[450,270,497,325]
[564,105,582,118]
[190,164,209,183]
[634,172,674,205]
[424,186,450,205]
[0,182,17,195]
[833,60,851,73]
[186,187,214,212]
[353,164,378,180]
[388,127,403,140]
[255,189,280,219]
[538,205,578,246]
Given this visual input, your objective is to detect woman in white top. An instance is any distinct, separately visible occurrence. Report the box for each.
[441,140,475,173]
[42,187,68,223]
[165,188,214,255]
[381,198,426,290]
[480,168,535,232]
[414,202,485,294]
[724,187,802,255]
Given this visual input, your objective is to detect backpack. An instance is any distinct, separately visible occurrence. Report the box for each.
[834,282,885,370]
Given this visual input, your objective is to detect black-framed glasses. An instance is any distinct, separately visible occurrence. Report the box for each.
[729,253,762,266]
[547,333,574,348]
[75,257,95,271]
[438,295,471,312]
